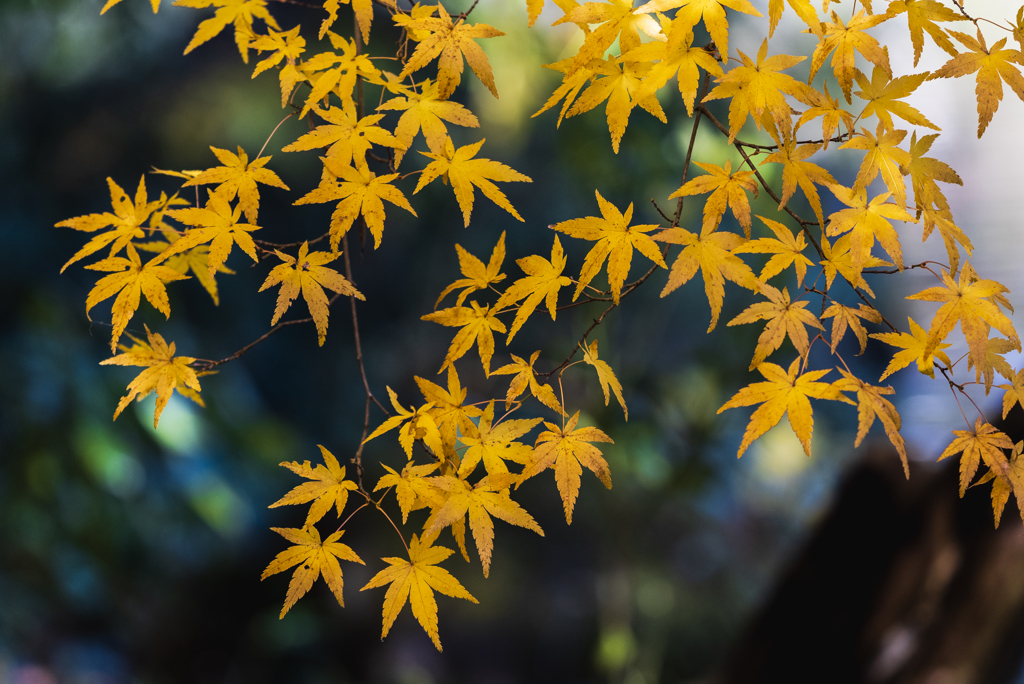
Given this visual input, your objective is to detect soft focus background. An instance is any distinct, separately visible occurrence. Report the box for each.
[2,1,1024,682]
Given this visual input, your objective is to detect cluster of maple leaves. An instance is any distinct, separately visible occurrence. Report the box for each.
[66,0,1024,651]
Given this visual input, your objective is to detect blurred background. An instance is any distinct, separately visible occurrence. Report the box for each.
[3,1,1024,682]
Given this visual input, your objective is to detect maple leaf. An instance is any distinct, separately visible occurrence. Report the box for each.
[809,10,891,102]
[293,33,382,117]
[519,411,613,523]
[760,141,835,229]
[85,244,190,352]
[653,222,758,331]
[262,526,363,618]
[137,230,234,305]
[374,462,441,524]
[421,301,507,376]
[565,57,667,154]
[840,125,912,209]
[794,82,854,149]
[886,0,967,67]
[397,4,505,99]
[930,28,1024,137]
[871,316,952,380]
[976,440,1024,527]
[435,232,506,309]
[102,0,160,14]
[363,387,445,459]
[551,190,665,303]
[555,0,663,72]
[294,159,416,251]
[493,351,564,414]
[269,445,360,527]
[457,401,542,478]
[425,473,544,577]
[669,160,758,237]
[905,131,962,211]
[58,176,164,272]
[493,236,573,343]
[360,533,478,651]
[635,0,763,59]
[161,189,260,277]
[175,0,280,64]
[704,40,808,143]
[249,25,305,79]
[825,184,915,270]
[258,242,364,346]
[819,234,892,298]
[101,325,204,427]
[768,0,823,37]
[939,417,1013,497]
[718,358,852,458]
[378,79,480,166]
[920,205,971,275]
[966,336,1018,395]
[1000,370,1024,420]
[627,25,723,116]
[414,138,532,228]
[582,339,627,420]
[282,101,404,171]
[182,146,289,223]
[833,368,908,476]
[906,262,1018,370]
[854,67,938,133]
[727,283,824,370]
[821,302,881,354]
[733,215,814,286]
[321,0,391,43]
[532,58,597,126]
[415,365,483,458]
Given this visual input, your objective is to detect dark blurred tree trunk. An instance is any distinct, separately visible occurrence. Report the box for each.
[719,406,1024,684]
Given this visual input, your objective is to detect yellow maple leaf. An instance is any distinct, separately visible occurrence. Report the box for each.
[258,241,364,347]
[870,316,952,380]
[555,0,663,72]
[759,141,835,229]
[262,526,363,618]
[101,325,204,427]
[269,445,360,527]
[414,138,532,228]
[435,232,506,309]
[397,4,505,99]
[886,0,967,67]
[249,25,305,79]
[833,368,908,476]
[532,57,597,127]
[920,205,971,275]
[564,57,667,154]
[320,0,391,43]
[493,350,564,415]
[182,146,289,223]
[359,533,478,651]
[294,159,416,251]
[768,0,822,37]
[283,100,404,171]
[415,366,483,458]
[728,283,824,370]
[839,125,912,209]
[939,417,1013,497]
[669,160,758,237]
[425,472,543,577]
[929,28,1024,137]
[374,462,441,524]
[905,131,962,211]
[421,301,507,376]
[906,262,1018,371]
[809,10,891,102]
[653,221,758,331]
[976,440,1024,527]
[718,357,852,458]
[457,401,541,478]
[627,24,723,116]
[161,188,261,277]
[363,387,445,459]
[582,339,628,420]
[378,79,480,166]
[85,243,190,352]
[818,233,892,298]
[854,67,938,133]
[966,336,1018,395]
[635,0,762,59]
[794,81,854,149]
[551,190,665,303]
[825,184,915,270]
[58,176,165,272]
[518,411,613,523]
[293,33,382,117]
[999,369,1024,420]
[732,215,814,286]
[175,0,280,64]
[136,227,235,305]
[821,302,881,354]
[493,236,573,343]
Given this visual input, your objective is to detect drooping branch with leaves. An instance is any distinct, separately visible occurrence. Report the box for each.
[63,0,1024,651]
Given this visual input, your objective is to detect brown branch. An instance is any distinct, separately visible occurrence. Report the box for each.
[674,73,712,226]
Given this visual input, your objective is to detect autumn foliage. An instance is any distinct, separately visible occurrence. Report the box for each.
[65,0,1024,651]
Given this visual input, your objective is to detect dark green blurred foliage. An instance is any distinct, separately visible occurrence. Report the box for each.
[0,2,892,682]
